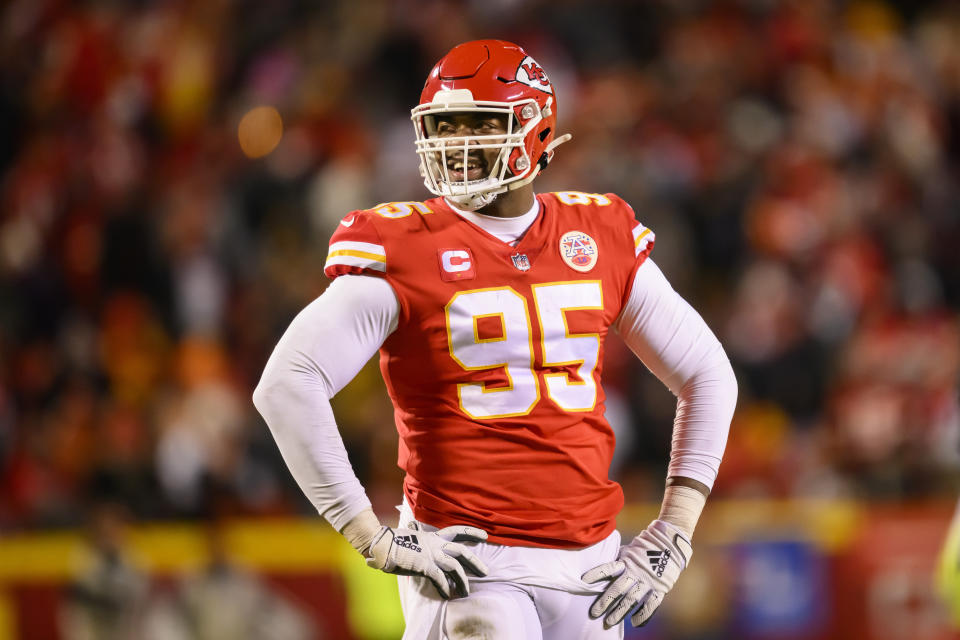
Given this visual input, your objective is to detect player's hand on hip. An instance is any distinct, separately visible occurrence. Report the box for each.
[582,519,692,629]
[366,525,488,599]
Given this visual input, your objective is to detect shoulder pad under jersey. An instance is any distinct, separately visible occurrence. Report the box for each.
[323,200,438,279]
[546,191,655,262]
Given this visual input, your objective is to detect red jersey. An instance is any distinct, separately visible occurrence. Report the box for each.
[324,191,654,548]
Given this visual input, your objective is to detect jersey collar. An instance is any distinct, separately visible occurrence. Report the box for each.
[443,197,541,246]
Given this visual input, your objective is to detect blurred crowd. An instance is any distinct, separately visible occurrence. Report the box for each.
[1,0,959,531]
[60,503,316,639]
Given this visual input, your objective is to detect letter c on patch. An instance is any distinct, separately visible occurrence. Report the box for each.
[438,248,476,281]
[441,250,471,273]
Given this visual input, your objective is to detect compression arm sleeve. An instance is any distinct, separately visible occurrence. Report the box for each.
[614,259,737,492]
[252,275,399,531]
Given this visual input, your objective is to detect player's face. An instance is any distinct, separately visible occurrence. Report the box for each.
[431,112,508,183]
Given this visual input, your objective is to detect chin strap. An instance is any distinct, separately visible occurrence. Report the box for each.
[446,189,502,211]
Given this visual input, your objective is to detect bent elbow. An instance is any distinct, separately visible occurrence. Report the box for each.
[252,365,281,417]
[707,349,739,414]
[720,353,738,402]
[677,346,739,408]
[251,376,270,415]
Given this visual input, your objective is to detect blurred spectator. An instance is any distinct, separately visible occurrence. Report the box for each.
[59,502,149,640]
[173,517,315,640]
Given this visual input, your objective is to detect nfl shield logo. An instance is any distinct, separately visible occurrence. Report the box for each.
[511,253,531,271]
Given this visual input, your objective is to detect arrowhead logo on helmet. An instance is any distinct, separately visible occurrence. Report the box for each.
[516,57,552,94]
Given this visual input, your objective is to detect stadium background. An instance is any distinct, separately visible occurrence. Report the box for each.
[1,0,959,638]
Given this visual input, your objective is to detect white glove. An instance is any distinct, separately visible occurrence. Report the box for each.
[582,519,692,628]
[366,525,489,599]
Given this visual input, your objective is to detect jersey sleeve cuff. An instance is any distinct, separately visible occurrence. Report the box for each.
[632,222,655,263]
[324,240,387,279]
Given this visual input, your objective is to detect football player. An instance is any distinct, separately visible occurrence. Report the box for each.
[254,40,737,639]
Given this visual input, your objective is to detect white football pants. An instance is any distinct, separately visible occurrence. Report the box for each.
[396,502,624,640]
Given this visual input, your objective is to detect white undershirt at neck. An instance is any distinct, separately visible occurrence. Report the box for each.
[444,197,540,246]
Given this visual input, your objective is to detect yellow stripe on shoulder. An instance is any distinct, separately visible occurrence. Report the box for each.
[634,228,652,248]
[327,249,386,263]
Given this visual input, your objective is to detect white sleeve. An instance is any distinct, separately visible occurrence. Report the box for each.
[252,274,399,530]
[614,259,737,489]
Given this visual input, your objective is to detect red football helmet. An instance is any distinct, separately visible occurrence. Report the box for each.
[412,40,571,210]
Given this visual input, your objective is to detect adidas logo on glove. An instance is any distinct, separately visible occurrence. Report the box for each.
[646,549,671,577]
[367,524,488,600]
[583,520,692,628]
[395,534,422,553]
